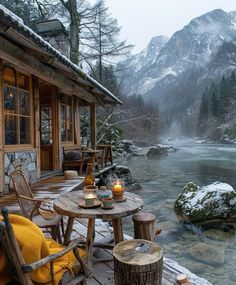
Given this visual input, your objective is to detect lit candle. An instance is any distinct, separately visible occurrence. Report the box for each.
[84,193,96,206]
[113,181,122,192]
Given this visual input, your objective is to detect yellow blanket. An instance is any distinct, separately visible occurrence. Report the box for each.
[0,214,86,285]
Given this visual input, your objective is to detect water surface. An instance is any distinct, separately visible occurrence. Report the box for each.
[123,140,236,285]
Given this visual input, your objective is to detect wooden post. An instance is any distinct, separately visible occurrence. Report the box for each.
[51,86,60,170]
[0,59,5,194]
[90,103,96,148]
[113,239,163,285]
[132,213,157,242]
[33,76,41,179]
[74,96,81,147]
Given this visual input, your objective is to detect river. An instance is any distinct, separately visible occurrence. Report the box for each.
[122,140,236,285]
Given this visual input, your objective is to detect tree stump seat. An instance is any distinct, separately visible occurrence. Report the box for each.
[132,212,161,242]
[113,239,163,285]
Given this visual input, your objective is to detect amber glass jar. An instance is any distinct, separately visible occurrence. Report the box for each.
[84,163,95,186]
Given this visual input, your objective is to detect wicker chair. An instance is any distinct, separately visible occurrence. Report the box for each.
[0,208,90,285]
[10,169,63,243]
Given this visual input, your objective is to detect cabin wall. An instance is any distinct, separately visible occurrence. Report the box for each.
[4,150,37,194]
[0,61,83,195]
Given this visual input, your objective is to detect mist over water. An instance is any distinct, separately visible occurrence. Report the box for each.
[123,139,236,285]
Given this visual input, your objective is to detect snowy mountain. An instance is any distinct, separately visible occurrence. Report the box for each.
[120,9,236,128]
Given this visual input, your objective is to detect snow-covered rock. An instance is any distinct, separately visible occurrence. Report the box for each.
[174,181,236,223]
[146,144,177,158]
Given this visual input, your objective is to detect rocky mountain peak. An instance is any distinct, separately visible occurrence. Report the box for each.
[119,9,236,131]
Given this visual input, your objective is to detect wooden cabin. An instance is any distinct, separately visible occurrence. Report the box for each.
[0,5,121,196]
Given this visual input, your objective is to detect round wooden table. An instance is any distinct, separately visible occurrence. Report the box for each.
[53,191,143,269]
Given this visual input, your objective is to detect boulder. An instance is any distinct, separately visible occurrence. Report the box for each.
[174,181,236,223]
[115,165,133,185]
[188,242,225,266]
[146,144,176,158]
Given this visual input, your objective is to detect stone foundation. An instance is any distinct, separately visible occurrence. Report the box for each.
[4,150,37,194]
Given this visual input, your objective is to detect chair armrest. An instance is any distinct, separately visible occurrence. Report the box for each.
[18,195,44,204]
[18,195,50,220]
[22,238,84,273]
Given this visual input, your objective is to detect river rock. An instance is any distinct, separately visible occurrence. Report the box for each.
[174,181,236,223]
[188,242,225,265]
[115,165,132,184]
[146,144,176,158]
[204,229,233,241]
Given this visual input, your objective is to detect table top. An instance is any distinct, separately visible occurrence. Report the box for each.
[53,191,143,219]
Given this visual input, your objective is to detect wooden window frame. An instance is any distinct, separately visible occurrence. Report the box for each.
[3,63,34,151]
[61,93,74,144]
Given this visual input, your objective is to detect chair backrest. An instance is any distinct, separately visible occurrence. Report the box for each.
[10,170,37,219]
[0,208,33,284]
[63,146,82,158]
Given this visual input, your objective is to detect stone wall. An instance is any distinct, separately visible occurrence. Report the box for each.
[4,150,37,194]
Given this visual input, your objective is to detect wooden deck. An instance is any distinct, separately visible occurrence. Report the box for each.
[0,168,211,285]
[0,165,116,212]
[70,218,209,285]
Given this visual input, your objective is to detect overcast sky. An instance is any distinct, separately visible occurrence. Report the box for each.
[98,0,236,54]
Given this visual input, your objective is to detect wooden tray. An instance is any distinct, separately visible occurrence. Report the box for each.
[79,200,102,208]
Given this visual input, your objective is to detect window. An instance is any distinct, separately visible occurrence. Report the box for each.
[41,106,52,145]
[3,66,32,145]
[61,94,73,142]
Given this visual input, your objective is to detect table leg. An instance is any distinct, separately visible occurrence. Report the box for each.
[112,217,123,244]
[64,217,74,245]
[86,218,95,270]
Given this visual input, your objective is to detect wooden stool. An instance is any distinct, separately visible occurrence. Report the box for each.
[64,170,78,179]
[113,239,163,285]
[132,213,161,242]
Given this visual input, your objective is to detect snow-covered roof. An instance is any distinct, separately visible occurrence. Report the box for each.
[0,4,122,105]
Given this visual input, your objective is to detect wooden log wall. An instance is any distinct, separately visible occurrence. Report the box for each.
[0,59,4,193]
[0,38,96,103]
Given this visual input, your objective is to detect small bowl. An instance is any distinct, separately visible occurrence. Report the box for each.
[102,197,113,208]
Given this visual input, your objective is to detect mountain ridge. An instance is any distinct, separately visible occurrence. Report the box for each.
[120,9,236,131]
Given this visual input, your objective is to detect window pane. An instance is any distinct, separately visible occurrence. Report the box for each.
[18,73,30,90]
[41,107,52,144]
[20,117,30,144]
[4,86,17,114]
[67,123,73,141]
[61,94,73,142]
[4,67,32,146]
[19,91,30,115]
[5,115,17,144]
[3,66,16,86]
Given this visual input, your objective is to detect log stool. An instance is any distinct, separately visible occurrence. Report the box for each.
[64,170,78,179]
[113,239,163,285]
[132,213,161,242]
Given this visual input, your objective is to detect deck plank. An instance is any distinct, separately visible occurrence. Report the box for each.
[0,173,210,285]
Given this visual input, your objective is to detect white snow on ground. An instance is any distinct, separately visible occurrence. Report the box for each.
[164,258,212,285]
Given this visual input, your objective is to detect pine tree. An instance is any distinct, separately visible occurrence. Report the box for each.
[209,83,219,118]
[229,71,236,100]
[0,0,39,30]
[85,0,133,82]
[218,75,231,122]
[198,91,209,134]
